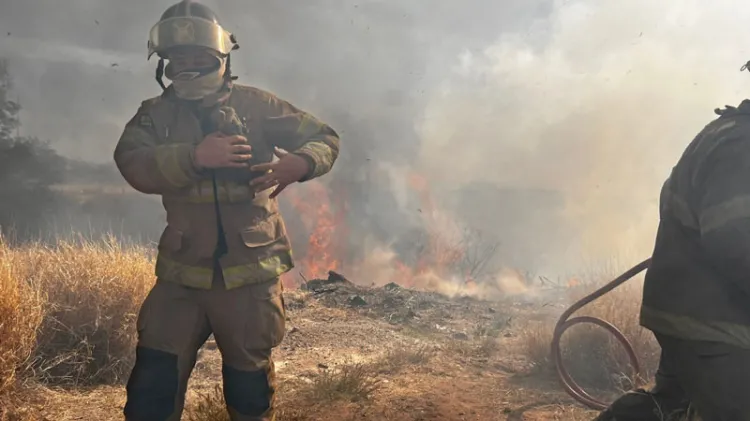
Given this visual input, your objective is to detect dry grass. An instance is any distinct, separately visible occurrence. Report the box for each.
[185,363,382,421]
[187,384,304,421]
[0,233,669,420]
[0,240,44,392]
[0,235,154,415]
[306,362,381,404]
[26,237,153,385]
[372,345,435,374]
[520,281,661,395]
[185,385,230,421]
[443,334,503,360]
[476,336,502,357]
[0,235,383,419]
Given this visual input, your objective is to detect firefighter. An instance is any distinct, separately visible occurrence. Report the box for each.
[595,80,750,419]
[113,1,340,420]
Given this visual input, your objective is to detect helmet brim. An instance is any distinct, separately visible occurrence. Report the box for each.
[147,16,235,60]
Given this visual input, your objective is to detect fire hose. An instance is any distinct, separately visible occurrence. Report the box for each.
[551,257,652,410]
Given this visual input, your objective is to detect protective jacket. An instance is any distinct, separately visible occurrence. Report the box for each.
[641,99,750,349]
[114,84,340,290]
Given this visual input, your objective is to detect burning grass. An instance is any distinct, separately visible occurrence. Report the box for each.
[0,235,153,416]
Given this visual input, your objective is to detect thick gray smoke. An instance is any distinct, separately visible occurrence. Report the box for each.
[416,0,750,275]
[2,0,750,283]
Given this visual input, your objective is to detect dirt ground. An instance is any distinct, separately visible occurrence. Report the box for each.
[32,273,604,421]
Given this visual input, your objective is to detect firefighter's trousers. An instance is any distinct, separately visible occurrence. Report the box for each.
[654,333,750,421]
[123,269,285,421]
[595,332,750,421]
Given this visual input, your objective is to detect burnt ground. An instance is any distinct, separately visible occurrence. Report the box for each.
[35,272,603,421]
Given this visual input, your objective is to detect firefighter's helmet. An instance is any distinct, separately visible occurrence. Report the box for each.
[147,0,238,60]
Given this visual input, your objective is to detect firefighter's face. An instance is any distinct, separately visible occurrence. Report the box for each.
[166,47,218,74]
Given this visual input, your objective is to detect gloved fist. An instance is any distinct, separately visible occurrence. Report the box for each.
[193,132,252,169]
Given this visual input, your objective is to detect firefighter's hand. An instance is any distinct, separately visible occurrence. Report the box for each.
[193,132,252,169]
[250,147,310,198]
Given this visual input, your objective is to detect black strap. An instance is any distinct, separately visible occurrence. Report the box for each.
[155,58,167,91]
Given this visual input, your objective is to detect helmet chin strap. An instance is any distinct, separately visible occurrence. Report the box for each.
[155,58,167,90]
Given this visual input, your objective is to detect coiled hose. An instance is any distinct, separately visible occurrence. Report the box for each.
[551,257,652,410]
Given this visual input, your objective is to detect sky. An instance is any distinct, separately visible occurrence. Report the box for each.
[2,0,750,279]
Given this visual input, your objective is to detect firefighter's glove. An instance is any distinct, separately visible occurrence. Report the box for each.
[249,147,310,198]
[193,132,252,170]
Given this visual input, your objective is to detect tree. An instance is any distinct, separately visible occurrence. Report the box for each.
[0,58,66,239]
[457,226,501,282]
[0,59,20,142]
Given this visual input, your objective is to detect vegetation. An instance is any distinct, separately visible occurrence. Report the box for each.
[0,236,666,420]
[0,57,670,420]
[519,281,662,397]
[0,237,153,420]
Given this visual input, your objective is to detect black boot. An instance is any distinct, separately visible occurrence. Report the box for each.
[592,388,690,421]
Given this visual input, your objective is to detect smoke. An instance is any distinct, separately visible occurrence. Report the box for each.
[415,0,750,274]
[2,0,750,283]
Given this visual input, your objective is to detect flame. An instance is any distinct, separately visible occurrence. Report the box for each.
[283,180,346,281]
[406,171,466,283]
[283,170,474,292]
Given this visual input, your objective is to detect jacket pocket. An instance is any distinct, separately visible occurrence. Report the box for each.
[239,214,281,248]
[158,225,184,252]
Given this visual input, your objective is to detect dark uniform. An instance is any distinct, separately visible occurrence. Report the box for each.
[596,100,750,420]
[114,2,340,420]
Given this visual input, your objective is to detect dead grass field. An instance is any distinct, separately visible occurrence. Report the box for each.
[0,236,666,421]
